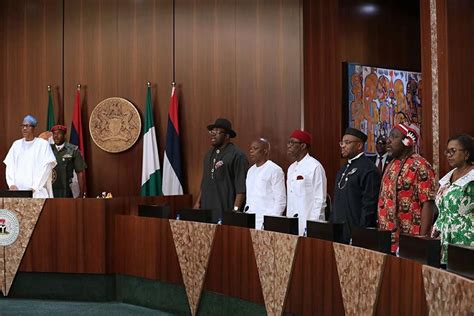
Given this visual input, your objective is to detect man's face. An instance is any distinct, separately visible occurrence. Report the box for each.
[340,134,362,159]
[209,128,228,147]
[376,136,387,155]
[387,128,405,158]
[53,130,66,145]
[249,141,266,165]
[287,137,305,160]
[21,123,35,140]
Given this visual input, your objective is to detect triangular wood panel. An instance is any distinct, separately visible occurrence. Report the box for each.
[170,220,216,316]
[251,229,298,316]
[422,265,474,315]
[333,243,386,316]
[2,198,46,296]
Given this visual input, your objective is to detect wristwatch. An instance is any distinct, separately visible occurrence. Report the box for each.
[233,206,239,212]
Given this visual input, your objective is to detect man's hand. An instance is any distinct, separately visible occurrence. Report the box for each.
[9,185,18,190]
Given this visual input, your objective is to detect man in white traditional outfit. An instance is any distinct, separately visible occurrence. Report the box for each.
[3,115,57,198]
[286,129,327,236]
[245,138,286,230]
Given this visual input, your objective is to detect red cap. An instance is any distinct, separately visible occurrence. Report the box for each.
[393,123,418,146]
[290,130,312,145]
[51,125,67,133]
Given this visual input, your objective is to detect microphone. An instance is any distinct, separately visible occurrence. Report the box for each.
[244,206,249,213]
[293,213,298,218]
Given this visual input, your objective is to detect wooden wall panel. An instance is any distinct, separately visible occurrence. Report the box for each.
[104,195,192,271]
[63,0,172,197]
[376,256,428,315]
[285,238,344,315]
[203,225,264,304]
[175,0,302,199]
[235,0,302,173]
[420,0,474,178]
[0,0,301,197]
[304,0,421,191]
[446,1,474,136]
[303,0,341,195]
[420,0,433,164]
[339,0,421,71]
[114,215,183,284]
[0,3,5,186]
[20,199,107,273]
[444,0,474,174]
[0,0,63,190]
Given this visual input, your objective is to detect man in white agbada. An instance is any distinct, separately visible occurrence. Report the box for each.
[286,129,327,236]
[3,115,57,198]
[245,138,286,229]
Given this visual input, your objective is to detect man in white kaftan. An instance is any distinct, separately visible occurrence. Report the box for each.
[3,115,57,198]
[286,130,327,236]
[245,139,286,229]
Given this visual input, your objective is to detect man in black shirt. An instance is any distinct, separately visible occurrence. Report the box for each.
[193,118,248,222]
[369,134,391,174]
[330,127,381,243]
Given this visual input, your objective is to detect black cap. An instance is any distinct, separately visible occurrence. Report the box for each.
[207,118,237,138]
[344,127,368,142]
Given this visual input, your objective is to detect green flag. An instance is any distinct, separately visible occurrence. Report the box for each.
[46,86,55,130]
[141,84,163,196]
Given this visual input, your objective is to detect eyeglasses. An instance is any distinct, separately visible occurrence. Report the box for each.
[339,140,361,147]
[21,124,34,129]
[376,140,387,145]
[287,140,303,146]
[444,148,465,157]
[208,129,226,136]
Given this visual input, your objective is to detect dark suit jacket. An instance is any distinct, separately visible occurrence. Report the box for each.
[368,154,391,175]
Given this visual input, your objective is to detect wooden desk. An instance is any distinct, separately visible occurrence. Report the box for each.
[17,197,474,315]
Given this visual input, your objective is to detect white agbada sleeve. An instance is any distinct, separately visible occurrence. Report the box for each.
[3,141,19,188]
[31,139,57,197]
[270,167,286,216]
[309,163,327,221]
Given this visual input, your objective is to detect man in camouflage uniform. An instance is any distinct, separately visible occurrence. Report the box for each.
[50,125,86,197]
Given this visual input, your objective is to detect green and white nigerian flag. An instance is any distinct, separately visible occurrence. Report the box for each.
[141,84,162,196]
[46,86,55,130]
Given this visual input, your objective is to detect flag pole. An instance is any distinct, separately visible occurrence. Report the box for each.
[46,85,55,130]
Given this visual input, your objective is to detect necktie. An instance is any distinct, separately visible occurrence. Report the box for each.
[377,156,384,173]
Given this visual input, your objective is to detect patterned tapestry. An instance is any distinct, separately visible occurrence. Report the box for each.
[347,63,422,154]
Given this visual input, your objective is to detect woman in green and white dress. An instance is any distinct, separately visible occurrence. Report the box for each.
[432,134,474,264]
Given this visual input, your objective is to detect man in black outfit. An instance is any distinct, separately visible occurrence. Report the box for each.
[369,134,391,174]
[330,127,381,244]
[193,118,249,222]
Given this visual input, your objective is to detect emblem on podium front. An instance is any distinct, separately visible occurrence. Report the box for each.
[0,210,20,246]
[89,97,142,153]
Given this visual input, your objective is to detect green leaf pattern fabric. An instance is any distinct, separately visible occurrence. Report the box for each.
[434,169,474,264]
